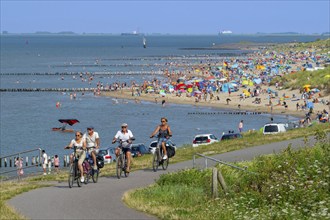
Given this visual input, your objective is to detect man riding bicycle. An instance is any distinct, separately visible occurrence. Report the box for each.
[150,117,172,160]
[83,126,100,171]
[112,123,134,173]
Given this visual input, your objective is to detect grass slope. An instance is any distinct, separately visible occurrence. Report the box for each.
[124,129,330,219]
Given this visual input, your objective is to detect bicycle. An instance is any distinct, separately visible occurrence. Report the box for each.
[82,151,99,184]
[66,146,82,188]
[152,137,169,172]
[114,138,135,179]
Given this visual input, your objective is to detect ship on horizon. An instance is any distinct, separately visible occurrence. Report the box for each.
[121,30,142,36]
[219,30,233,35]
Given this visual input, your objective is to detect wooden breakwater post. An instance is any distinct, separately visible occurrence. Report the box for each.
[212,168,218,199]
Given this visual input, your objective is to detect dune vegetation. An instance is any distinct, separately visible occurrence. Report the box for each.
[124,128,330,219]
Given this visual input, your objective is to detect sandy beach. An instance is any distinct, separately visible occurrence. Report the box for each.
[103,86,330,120]
[100,39,330,122]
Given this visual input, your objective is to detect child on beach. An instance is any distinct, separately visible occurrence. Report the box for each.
[54,155,60,173]
[15,157,24,177]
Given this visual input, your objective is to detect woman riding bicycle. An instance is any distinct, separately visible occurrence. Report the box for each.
[112,123,134,173]
[64,131,86,182]
[150,117,172,160]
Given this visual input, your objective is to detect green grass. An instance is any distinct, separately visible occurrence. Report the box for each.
[1,123,329,219]
[124,128,330,219]
[271,38,330,54]
[270,67,330,94]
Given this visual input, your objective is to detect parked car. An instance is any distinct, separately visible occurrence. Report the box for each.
[131,143,150,157]
[221,133,243,141]
[192,134,219,147]
[149,140,177,154]
[98,147,116,164]
[263,123,287,135]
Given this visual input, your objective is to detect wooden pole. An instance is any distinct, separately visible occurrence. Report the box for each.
[212,168,218,199]
[217,169,228,194]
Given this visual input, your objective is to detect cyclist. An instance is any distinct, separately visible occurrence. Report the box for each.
[150,117,172,160]
[65,131,86,182]
[112,123,134,173]
[83,126,100,170]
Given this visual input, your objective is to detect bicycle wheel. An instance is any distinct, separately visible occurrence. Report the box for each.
[68,164,74,188]
[92,168,99,183]
[77,166,82,187]
[152,149,159,172]
[116,155,123,179]
[162,158,169,170]
[84,172,89,184]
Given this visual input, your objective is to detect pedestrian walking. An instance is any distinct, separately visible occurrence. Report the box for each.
[238,120,244,133]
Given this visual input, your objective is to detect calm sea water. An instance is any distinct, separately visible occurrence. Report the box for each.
[1,34,323,169]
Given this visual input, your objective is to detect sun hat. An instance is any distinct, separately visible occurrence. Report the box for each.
[87,126,94,129]
[121,123,128,127]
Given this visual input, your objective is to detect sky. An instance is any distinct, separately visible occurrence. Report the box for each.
[1,0,329,35]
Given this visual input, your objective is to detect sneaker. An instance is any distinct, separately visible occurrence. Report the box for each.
[163,155,168,160]
[80,176,85,182]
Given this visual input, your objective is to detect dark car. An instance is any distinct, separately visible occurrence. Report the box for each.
[131,143,150,157]
[220,133,243,141]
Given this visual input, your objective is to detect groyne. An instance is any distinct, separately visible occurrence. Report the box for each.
[0,88,111,92]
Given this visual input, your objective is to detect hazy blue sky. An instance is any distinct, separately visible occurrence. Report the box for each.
[1,0,329,34]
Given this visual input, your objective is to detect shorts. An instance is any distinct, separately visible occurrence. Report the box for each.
[158,138,169,147]
[72,149,86,165]
[54,165,59,168]
[87,147,99,155]
[42,164,47,169]
[122,147,131,154]
[77,150,86,165]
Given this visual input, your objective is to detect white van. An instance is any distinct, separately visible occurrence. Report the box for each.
[263,123,287,135]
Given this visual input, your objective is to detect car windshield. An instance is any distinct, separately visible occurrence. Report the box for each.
[264,125,279,132]
[150,142,158,148]
[131,146,139,151]
[98,150,107,156]
[210,135,217,140]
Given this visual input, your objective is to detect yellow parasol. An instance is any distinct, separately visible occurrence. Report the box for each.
[303,84,311,88]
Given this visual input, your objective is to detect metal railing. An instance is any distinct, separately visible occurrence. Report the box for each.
[0,148,42,180]
[193,153,256,174]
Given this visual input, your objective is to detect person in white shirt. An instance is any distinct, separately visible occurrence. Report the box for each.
[83,126,100,170]
[65,131,86,182]
[42,150,48,175]
[112,123,134,173]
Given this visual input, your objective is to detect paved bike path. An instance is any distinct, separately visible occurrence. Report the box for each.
[8,136,317,219]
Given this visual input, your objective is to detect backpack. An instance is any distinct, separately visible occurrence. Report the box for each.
[166,145,176,158]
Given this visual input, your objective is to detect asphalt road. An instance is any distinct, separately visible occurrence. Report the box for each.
[7,136,319,220]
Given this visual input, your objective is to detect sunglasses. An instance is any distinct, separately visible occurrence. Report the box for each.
[161,120,166,122]
[75,134,81,137]
[122,126,127,128]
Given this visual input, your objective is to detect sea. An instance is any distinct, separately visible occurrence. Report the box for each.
[0,34,327,173]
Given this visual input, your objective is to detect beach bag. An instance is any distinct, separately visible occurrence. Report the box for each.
[166,145,176,158]
[96,155,104,168]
